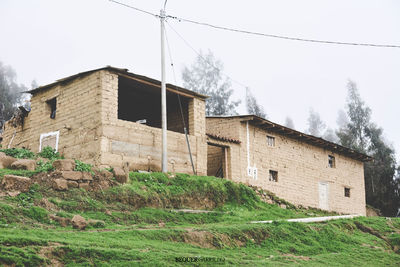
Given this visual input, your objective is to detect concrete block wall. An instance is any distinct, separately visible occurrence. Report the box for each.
[2,72,103,165]
[98,70,207,175]
[206,118,366,215]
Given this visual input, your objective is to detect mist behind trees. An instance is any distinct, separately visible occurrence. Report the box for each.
[306,81,399,216]
[0,61,29,131]
[336,81,399,216]
[246,87,266,119]
[182,50,240,116]
[0,62,27,118]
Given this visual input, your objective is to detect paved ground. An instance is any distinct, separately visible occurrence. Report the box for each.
[250,214,362,224]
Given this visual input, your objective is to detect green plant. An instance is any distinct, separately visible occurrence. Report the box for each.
[22,206,49,223]
[37,146,61,160]
[0,169,36,179]
[89,220,106,228]
[35,160,54,172]
[0,203,19,224]
[105,167,114,173]
[15,184,42,207]
[0,148,35,159]
[0,246,45,267]
[74,160,94,175]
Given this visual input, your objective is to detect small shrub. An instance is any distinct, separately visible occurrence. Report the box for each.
[90,220,106,228]
[389,235,400,247]
[55,211,72,218]
[75,160,94,175]
[0,148,35,159]
[105,167,114,173]
[36,160,54,172]
[23,206,49,223]
[16,184,42,207]
[84,197,105,211]
[0,203,19,224]
[37,146,61,160]
[0,246,45,267]
[56,200,79,211]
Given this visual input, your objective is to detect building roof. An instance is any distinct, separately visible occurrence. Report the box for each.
[207,115,372,162]
[25,66,208,99]
[206,133,241,144]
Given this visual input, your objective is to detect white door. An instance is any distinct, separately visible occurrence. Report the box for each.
[318,182,329,210]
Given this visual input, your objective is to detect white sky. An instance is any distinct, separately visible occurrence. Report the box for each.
[1,0,399,161]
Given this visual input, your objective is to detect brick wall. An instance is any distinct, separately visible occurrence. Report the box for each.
[206,117,240,140]
[2,72,103,165]
[207,118,366,215]
[189,98,206,137]
[98,70,207,175]
[206,137,241,180]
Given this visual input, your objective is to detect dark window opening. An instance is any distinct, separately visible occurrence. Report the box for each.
[328,155,335,168]
[269,170,278,182]
[344,187,350,197]
[46,98,57,119]
[267,135,275,147]
[118,76,189,134]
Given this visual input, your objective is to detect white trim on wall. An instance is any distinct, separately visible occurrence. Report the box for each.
[246,122,251,176]
[39,131,60,152]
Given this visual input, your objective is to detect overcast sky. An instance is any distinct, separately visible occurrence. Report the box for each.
[1,0,399,160]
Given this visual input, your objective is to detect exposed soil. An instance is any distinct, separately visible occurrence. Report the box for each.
[281,253,311,261]
[182,230,215,249]
[38,242,64,267]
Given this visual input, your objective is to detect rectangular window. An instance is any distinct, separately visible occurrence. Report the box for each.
[328,155,335,168]
[269,170,278,182]
[46,98,57,119]
[344,187,350,197]
[267,136,275,147]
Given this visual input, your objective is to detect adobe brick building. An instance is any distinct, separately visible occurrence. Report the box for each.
[1,67,208,174]
[1,67,370,215]
[206,115,371,215]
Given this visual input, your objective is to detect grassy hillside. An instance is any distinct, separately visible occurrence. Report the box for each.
[0,170,399,266]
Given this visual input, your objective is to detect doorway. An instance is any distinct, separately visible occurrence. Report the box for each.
[318,182,329,210]
[207,143,227,178]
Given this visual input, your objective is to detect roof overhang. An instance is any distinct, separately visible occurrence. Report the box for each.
[25,66,208,100]
[206,133,241,144]
[207,115,372,162]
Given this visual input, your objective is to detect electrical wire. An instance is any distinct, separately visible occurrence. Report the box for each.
[108,0,159,18]
[164,25,186,129]
[167,15,400,49]
[108,0,400,48]
[166,21,249,90]
[164,26,197,175]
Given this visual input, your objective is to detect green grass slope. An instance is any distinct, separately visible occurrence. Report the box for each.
[0,170,399,266]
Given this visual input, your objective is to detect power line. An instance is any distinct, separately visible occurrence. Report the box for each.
[108,0,158,18]
[108,0,250,92]
[108,0,400,49]
[164,25,197,175]
[167,16,400,49]
[166,21,249,89]
[164,27,178,85]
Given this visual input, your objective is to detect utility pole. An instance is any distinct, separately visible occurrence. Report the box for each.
[160,4,168,172]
